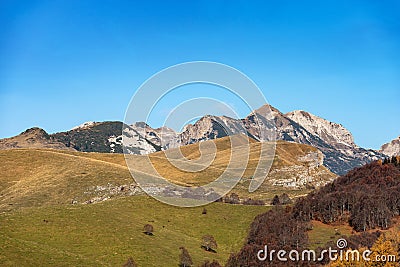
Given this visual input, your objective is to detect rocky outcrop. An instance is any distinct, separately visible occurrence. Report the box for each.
[122,125,160,155]
[267,148,334,189]
[132,122,176,149]
[380,136,400,157]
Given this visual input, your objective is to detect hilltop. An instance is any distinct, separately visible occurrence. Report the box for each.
[0,127,74,151]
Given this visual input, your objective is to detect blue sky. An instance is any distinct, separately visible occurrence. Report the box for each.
[0,0,399,149]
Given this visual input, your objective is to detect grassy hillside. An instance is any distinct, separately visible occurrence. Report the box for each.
[0,148,134,211]
[0,139,338,266]
[0,196,268,266]
[0,138,335,211]
[308,220,353,249]
[142,137,335,199]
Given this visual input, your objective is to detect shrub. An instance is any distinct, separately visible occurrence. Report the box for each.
[143,224,154,235]
[201,235,218,252]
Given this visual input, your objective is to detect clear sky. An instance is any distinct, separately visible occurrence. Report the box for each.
[0,0,399,149]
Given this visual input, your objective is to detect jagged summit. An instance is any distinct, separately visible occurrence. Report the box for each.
[285,110,355,148]
[132,122,176,149]
[380,136,400,157]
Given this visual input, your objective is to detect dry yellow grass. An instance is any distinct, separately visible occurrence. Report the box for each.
[136,136,331,183]
[0,148,133,211]
[0,137,335,210]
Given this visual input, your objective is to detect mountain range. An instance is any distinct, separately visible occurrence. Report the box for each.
[1,104,396,175]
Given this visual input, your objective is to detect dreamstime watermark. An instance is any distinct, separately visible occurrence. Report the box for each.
[122,61,276,207]
[257,238,397,263]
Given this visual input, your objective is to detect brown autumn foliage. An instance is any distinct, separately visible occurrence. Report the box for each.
[293,160,400,231]
[228,160,400,266]
[226,206,310,267]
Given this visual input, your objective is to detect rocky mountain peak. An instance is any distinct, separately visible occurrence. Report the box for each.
[380,136,400,157]
[251,104,281,118]
[285,110,355,149]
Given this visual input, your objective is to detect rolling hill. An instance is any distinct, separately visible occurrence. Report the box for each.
[0,137,335,211]
[0,136,335,266]
[0,128,74,151]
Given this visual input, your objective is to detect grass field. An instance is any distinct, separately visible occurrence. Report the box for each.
[0,195,269,266]
[0,138,335,211]
[0,139,337,266]
[308,220,354,249]
[0,149,133,211]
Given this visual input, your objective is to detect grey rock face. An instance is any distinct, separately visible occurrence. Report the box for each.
[380,136,400,157]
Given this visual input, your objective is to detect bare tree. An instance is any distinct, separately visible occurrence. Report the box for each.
[143,224,154,235]
[201,235,218,252]
[122,256,137,267]
[179,246,193,267]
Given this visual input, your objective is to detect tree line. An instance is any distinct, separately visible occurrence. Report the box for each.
[293,157,400,231]
[227,158,400,266]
